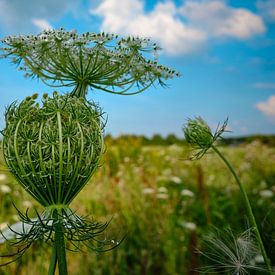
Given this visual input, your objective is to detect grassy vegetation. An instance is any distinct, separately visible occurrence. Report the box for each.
[0,138,274,274]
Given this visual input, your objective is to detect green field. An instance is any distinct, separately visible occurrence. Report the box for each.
[0,138,274,274]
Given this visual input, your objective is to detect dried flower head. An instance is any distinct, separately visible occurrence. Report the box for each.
[183,117,228,159]
[1,28,179,97]
[199,228,269,274]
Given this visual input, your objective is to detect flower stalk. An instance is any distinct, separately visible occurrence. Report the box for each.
[48,246,57,275]
[211,145,273,274]
[183,117,273,274]
[53,209,68,275]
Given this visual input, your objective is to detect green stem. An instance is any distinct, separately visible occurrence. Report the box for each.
[71,82,88,98]
[211,145,273,274]
[48,246,57,275]
[53,209,68,275]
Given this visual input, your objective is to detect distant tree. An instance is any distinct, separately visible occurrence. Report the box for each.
[166,134,178,145]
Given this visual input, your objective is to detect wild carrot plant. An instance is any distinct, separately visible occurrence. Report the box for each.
[183,117,274,274]
[0,29,178,274]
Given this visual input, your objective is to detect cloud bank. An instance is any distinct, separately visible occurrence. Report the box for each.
[91,0,266,55]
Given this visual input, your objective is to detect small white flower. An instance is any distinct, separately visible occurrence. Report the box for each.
[181,189,194,197]
[0,174,7,181]
[170,176,181,184]
[158,186,168,193]
[181,222,196,231]
[0,184,11,194]
[22,200,33,208]
[156,193,168,200]
[142,188,155,194]
[259,189,273,198]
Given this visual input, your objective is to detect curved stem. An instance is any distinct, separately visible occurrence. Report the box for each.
[211,145,273,274]
[53,209,68,275]
[48,246,57,275]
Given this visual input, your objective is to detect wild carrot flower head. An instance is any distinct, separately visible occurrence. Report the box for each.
[2,92,104,206]
[183,117,228,159]
[1,28,179,98]
[0,93,121,263]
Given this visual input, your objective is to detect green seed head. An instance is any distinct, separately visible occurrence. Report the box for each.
[2,93,104,206]
[184,117,213,148]
[183,117,228,159]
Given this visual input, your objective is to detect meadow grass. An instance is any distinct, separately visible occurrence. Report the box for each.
[0,139,274,274]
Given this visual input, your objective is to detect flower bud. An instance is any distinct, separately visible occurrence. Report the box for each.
[184,117,213,149]
[183,117,227,159]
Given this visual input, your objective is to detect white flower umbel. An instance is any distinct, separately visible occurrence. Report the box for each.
[1,29,179,98]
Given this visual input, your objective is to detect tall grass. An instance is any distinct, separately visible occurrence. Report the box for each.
[0,139,274,274]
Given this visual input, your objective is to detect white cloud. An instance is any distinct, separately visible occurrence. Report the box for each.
[257,0,275,22]
[92,0,206,55]
[256,95,275,117]
[180,0,266,39]
[91,0,266,55]
[32,19,52,31]
[0,0,79,33]
[253,82,275,89]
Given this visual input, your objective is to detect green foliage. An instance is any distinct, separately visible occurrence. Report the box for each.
[0,141,274,274]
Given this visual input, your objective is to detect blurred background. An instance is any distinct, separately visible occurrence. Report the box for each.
[0,0,274,274]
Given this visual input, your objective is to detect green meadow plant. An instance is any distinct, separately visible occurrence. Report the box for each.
[183,117,273,274]
[0,29,178,274]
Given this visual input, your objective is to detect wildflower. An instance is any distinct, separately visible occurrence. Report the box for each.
[183,116,273,272]
[180,189,194,197]
[142,188,155,194]
[170,176,181,184]
[0,184,11,194]
[2,93,104,206]
[156,193,169,200]
[158,186,168,193]
[180,221,197,231]
[0,174,7,181]
[259,190,273,198]
[183,117,228,159]
[1,29,179,98]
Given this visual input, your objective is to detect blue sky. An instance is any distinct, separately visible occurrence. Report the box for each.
[0,0,275,137]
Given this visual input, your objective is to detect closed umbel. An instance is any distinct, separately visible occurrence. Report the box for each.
[2,92,104,207]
